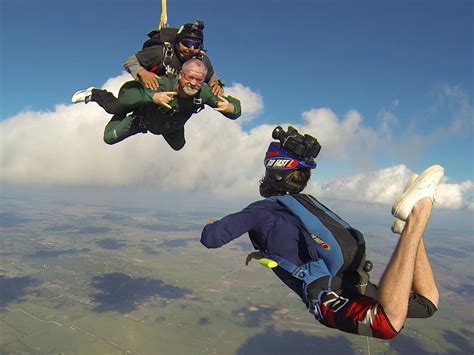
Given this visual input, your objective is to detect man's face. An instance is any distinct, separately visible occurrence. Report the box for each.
[179,65,205,96]
[177,38,202,59]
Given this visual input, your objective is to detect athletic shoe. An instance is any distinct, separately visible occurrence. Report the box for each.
[71,87,95,104]
[391,218,405,235]
[391,174,418,234]
[391,165,444,222]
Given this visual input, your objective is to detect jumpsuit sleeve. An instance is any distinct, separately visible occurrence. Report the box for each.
[123,54,144,80]
[117,78,170,108]
[201,86,241,120]
[201,53,221,85]
[201,203,273,248]
[124,46,165,79]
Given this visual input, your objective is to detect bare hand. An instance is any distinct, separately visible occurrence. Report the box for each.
[152,91,177,109]
[210,82,224,96]
[205,219,216,226]
[245,251,263,266]
[138,69,160,90]
[214,96,235,114]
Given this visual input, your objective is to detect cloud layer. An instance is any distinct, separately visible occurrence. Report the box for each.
[1,74,472,209]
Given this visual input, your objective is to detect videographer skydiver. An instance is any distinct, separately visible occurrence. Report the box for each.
[200,126,443,339]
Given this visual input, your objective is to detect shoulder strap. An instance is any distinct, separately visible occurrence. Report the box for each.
[270,195,372,294]
[270,195,346,275]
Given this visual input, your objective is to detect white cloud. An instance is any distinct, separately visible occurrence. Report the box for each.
[307,164,473,210]
[1,75,472,210]
[0,74,268,200]
[432,85,473,135]
[225,83,263,123]
[301,108,380,163]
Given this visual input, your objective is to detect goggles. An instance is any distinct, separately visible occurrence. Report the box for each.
[180,38,202,49]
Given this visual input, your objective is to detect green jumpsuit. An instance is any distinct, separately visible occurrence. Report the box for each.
[103,77,241,150]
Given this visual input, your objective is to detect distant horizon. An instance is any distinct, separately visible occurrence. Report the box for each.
[2,182,473,239]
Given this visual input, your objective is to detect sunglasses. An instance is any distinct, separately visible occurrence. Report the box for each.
[180,38,202,49]
[181,71,204,84]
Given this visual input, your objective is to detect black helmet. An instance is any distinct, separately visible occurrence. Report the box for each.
[259,142,316,197]
[176,20,204,43]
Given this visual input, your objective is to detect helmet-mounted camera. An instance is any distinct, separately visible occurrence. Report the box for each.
[178,20,205,38]
[191,20,204,31]
[272,126,321,162]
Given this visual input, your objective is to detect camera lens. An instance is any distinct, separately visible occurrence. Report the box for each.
[194,20,205,31]
[272,126,285,140]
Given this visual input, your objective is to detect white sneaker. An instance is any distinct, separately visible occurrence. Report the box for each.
[391,165,444,222]
[391,218,406,234]
[391,174,418,234]
[71,87,95,104]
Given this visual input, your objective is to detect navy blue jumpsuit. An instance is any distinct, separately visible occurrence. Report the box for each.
[201,198,436,340]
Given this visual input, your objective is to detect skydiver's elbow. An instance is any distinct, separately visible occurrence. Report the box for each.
[103,136,118,145]
[200,238,218,249]
[200,234,223,249]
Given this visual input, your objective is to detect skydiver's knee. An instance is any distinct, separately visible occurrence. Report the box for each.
[168,141,185,151]
[372,309,404,339]
[375,330,399,341]
[424,301,438,318]
[407,293,439,318]
[386,314,406,334]
[103,134,119,145]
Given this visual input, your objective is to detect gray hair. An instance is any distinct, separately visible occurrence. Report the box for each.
[181,58,208,76]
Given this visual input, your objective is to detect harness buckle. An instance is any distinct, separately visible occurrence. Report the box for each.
[163,42,174,65]
[293,269,306,280]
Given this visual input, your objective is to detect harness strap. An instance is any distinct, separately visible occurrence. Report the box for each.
[266,195,373,296]
[270,195,345,275]
[265,253,332,301]
[163,42,174,67]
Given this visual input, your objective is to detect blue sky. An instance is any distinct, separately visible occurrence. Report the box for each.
[1,0,473,202]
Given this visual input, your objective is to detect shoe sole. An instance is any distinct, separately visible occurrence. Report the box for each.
[391,165,444,221]
[391,218,405,234]
[391,173,418,235]
[71,87,95,104]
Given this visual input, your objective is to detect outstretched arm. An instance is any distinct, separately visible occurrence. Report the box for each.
[117,77,172,109]
[124,46,164,90]
[201,202,273,249]
[202,86,241,120]
[201,210,257,248]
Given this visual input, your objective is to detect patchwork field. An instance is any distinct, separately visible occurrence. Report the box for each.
[1,197,473,354]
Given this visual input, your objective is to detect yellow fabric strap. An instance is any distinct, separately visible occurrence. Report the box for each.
[159,0,168,29]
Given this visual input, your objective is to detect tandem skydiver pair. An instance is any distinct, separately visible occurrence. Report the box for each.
[71,20,238,150]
